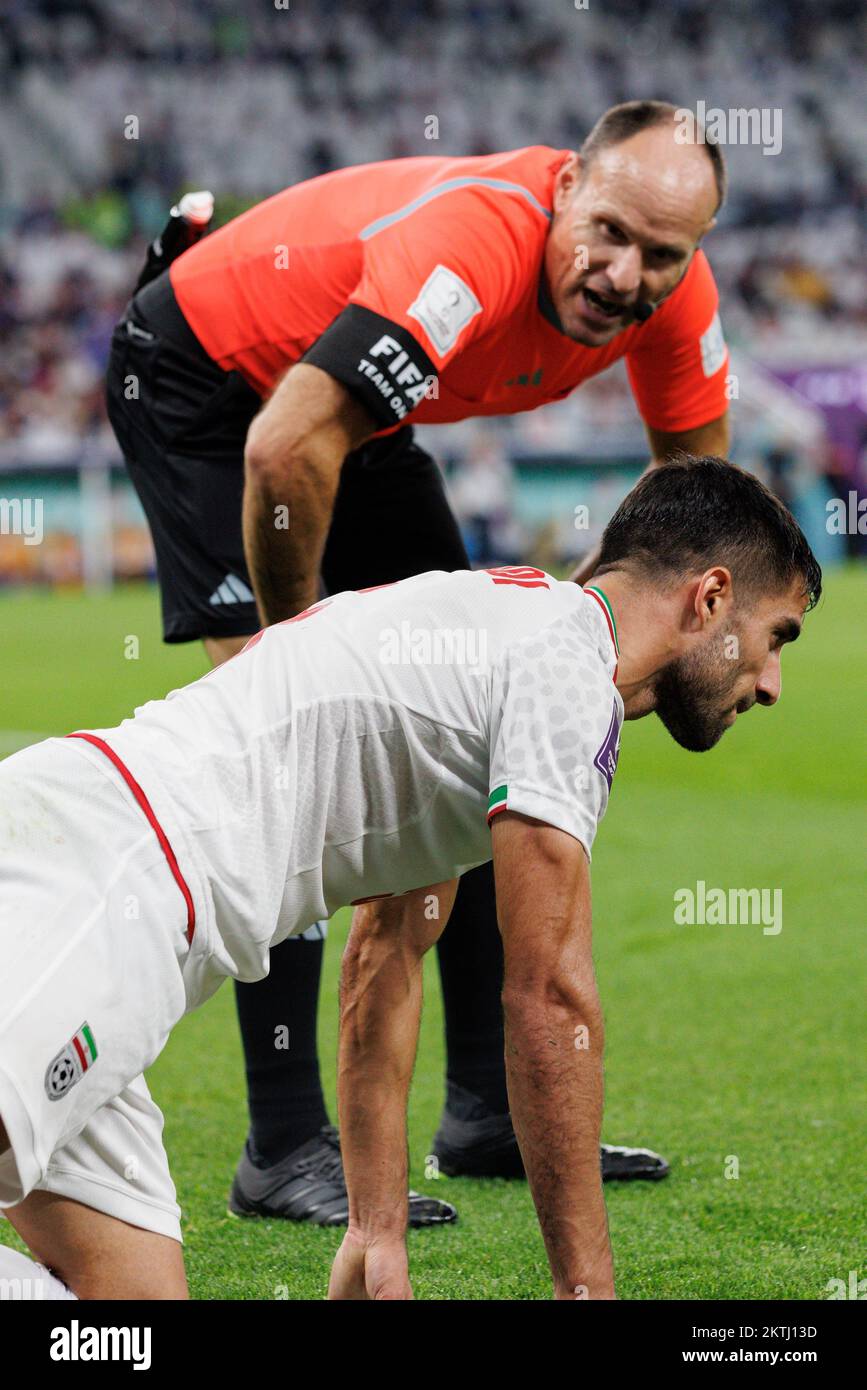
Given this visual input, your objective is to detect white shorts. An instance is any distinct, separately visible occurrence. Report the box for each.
[0,737,218,1242]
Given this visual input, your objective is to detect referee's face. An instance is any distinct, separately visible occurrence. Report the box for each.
[545,125,718,347]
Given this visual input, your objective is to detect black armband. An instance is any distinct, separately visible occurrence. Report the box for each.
[301,304,437,428]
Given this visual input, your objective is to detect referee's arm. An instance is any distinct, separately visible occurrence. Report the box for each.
[570,407,730,585]
[243,364,376,624]
[645,408,730,469]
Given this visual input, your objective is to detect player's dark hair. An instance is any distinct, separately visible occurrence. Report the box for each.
[596,456,822,611]
[580,100,727,210]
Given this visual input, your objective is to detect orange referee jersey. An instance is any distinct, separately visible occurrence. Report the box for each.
[170,146,728,435]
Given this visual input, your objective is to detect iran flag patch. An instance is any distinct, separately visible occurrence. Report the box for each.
[45,1022,98,1102]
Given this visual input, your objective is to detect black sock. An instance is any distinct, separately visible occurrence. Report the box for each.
[436,861,510,1116]
[233,933,330,1166]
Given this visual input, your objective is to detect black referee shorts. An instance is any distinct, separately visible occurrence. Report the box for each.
[105,271,470,643]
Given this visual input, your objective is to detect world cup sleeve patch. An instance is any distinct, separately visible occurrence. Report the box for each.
[593,703,622,791]
[45,1022,98,1101]
[699,312,727,378]
[408,265,482,358]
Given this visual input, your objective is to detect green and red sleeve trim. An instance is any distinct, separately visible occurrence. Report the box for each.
[583,585,620,678]
[487,784,509,823]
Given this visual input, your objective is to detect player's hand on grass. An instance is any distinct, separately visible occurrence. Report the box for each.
[328,1229,413,1300]
[553,1275,617,1300]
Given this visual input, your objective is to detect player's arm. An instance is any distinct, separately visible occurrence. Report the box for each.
[329,879,459,1301]
[569,409,730,584]
[492,811,615,1300]
[242,364,376,623]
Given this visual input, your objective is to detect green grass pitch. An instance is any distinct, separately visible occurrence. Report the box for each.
[0,569,864,1299]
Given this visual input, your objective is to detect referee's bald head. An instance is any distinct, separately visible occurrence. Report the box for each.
[579,100,727,213]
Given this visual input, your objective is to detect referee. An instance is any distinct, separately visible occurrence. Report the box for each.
[106,101,730,1225]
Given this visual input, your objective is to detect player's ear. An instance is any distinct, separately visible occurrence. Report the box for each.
[696,567,733,623]
[554,153,581,210]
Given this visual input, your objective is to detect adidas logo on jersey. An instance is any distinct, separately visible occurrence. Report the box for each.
[209,574,255,606]
[505,369,543,387]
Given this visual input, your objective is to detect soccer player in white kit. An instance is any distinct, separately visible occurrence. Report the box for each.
[0,459,819,1299]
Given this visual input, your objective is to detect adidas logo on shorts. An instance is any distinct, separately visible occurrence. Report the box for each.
[209,574,255,606]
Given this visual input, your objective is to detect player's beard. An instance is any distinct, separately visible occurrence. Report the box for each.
[653,626,746,752]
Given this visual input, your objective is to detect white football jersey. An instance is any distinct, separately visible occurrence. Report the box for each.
[83,569,623,981]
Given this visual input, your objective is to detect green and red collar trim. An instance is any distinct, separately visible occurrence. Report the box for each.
[583,585,620,677]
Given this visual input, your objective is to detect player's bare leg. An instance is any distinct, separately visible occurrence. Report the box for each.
[2,1189,188,1300]
[3,1108,185,1301]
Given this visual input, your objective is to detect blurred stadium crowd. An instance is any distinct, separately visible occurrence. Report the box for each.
[0,0,864,575]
